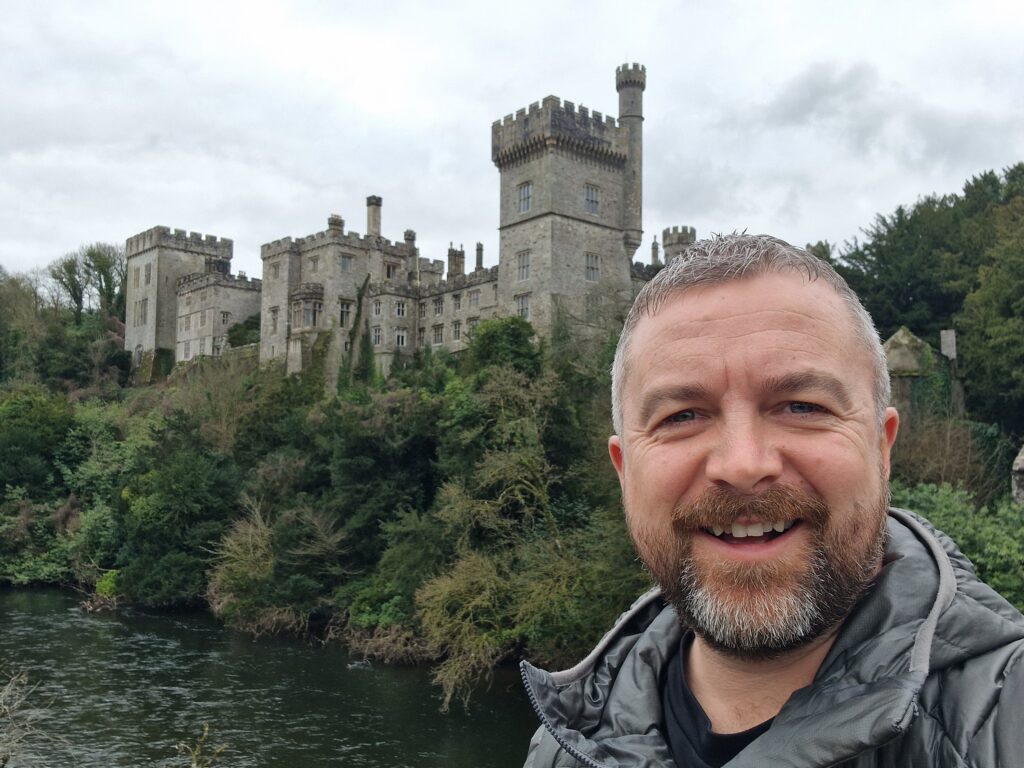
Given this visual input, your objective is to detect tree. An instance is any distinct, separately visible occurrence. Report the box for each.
[82,243,126,321]
[48,253,88,326]
[956,196,1024,435]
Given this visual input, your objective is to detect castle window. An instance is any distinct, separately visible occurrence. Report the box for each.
[468,317,480,333]
[433,297,444,316]
[184,314,191,331]
[418,327,425,347]
[312,301,322,326]
[396,301,407,318]
[453,293,462,311]
[372,326,382,346]
[585,253,601,282]
[183,340,190,359]
[133,267,140,289]
[221,311,230,325]
[518,182,532,213]
[200,310,207,327]
[144,263,152,285]
[271,262,280,279]
[374,299,382,317]
[453,320,461,341]
[584,185,600,214]
[433,324,444,344]
[308,255,319,274]
[396,328,407,347]
[339,302,351,328]
[270,307,279,334]
[200,337,206,355]
[517,251,531,281]
[469,289,480,308]
[339,254,353,272]
[212,337,222,356]
[515,293,530,320]
[385,263,399,280]
[419,302,426,318]
[291,301,302,328]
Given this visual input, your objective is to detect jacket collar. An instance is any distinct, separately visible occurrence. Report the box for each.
[521,510,962,767]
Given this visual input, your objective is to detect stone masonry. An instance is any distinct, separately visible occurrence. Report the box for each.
[125,64,695,382]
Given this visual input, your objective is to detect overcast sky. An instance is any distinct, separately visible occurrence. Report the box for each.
[3,0,1023,279]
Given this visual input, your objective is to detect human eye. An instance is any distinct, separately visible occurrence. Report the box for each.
[662,409,698,425]
[786,401,828,415]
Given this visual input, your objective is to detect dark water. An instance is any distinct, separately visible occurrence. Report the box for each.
[0,588,539,767]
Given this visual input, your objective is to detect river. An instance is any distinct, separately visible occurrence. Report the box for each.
[0,588,540,767]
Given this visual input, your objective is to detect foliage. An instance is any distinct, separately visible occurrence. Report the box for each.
[956,196,1024,434]
[176,724,227,768]
[892,482,1024,611]
[226,313,260,348]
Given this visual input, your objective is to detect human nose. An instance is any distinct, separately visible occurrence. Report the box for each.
[704,415,783,494]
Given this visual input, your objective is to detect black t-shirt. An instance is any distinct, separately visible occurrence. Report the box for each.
[660,635,773,768]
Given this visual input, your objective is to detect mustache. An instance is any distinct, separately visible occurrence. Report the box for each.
[671,485,829,530]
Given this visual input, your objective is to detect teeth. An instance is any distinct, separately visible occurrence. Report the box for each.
[708,520,796,538]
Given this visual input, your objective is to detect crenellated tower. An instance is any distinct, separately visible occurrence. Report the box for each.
[491,64,644,336]
[616,63,646,259]
[662,225,697,263]
[124,226,233,372]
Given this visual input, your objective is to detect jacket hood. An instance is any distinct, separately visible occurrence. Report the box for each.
[520,508,1024,767]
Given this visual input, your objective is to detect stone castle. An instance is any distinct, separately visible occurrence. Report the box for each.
[124,64,695,385]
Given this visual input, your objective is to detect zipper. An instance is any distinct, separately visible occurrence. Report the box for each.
[520,661,609,768]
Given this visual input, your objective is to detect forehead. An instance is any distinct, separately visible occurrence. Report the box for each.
[623,273,870,397]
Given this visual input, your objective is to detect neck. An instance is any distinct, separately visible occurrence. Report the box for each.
[684,629,838,734]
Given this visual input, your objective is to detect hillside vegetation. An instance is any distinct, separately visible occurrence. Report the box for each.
[1,165,1023,707]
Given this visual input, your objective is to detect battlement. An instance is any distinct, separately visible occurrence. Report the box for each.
[663,226,696,245]
[176,270,262,294]
[615,62,647,90]
[290,282,324,302]
[427,265,500,294]
[127,226,233,259]
[492,93,625,169]
[261,213,414,259]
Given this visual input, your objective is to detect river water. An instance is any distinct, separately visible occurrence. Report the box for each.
[0,588,540,767]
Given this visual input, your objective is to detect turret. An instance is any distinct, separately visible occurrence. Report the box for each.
[616,63,646,259]
[662,225,697,263]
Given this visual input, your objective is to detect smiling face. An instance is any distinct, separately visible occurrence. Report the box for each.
[608,272,899,657]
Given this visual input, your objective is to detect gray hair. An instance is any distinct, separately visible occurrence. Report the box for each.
[610,233,890,435]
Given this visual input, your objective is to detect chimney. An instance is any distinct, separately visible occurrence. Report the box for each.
[366,195,382,237]
[448,242,465,278]
[475,242,484,271]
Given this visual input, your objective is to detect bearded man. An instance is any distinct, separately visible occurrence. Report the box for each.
[520,234,1024,767]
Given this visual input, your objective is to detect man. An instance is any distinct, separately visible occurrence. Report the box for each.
[521,234,1024,767]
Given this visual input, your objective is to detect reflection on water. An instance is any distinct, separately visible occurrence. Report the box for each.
[0,588,538,767]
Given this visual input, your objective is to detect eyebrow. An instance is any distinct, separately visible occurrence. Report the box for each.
[760,371,853,411]
[636,384,711,427]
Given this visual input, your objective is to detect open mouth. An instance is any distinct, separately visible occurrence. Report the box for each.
[703,519,798,543]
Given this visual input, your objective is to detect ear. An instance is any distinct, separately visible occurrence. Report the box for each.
[608,435,626,490]
[879,406,900,478]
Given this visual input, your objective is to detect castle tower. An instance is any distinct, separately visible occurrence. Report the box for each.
[491,64,644,335]
[662,225,697,263]
[616,63,646,259]
[124,226,233,371]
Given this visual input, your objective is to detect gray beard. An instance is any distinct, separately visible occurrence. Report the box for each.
[634,485,887,660]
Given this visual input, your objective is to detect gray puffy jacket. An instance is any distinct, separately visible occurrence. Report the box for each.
[521,509,1024,767]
